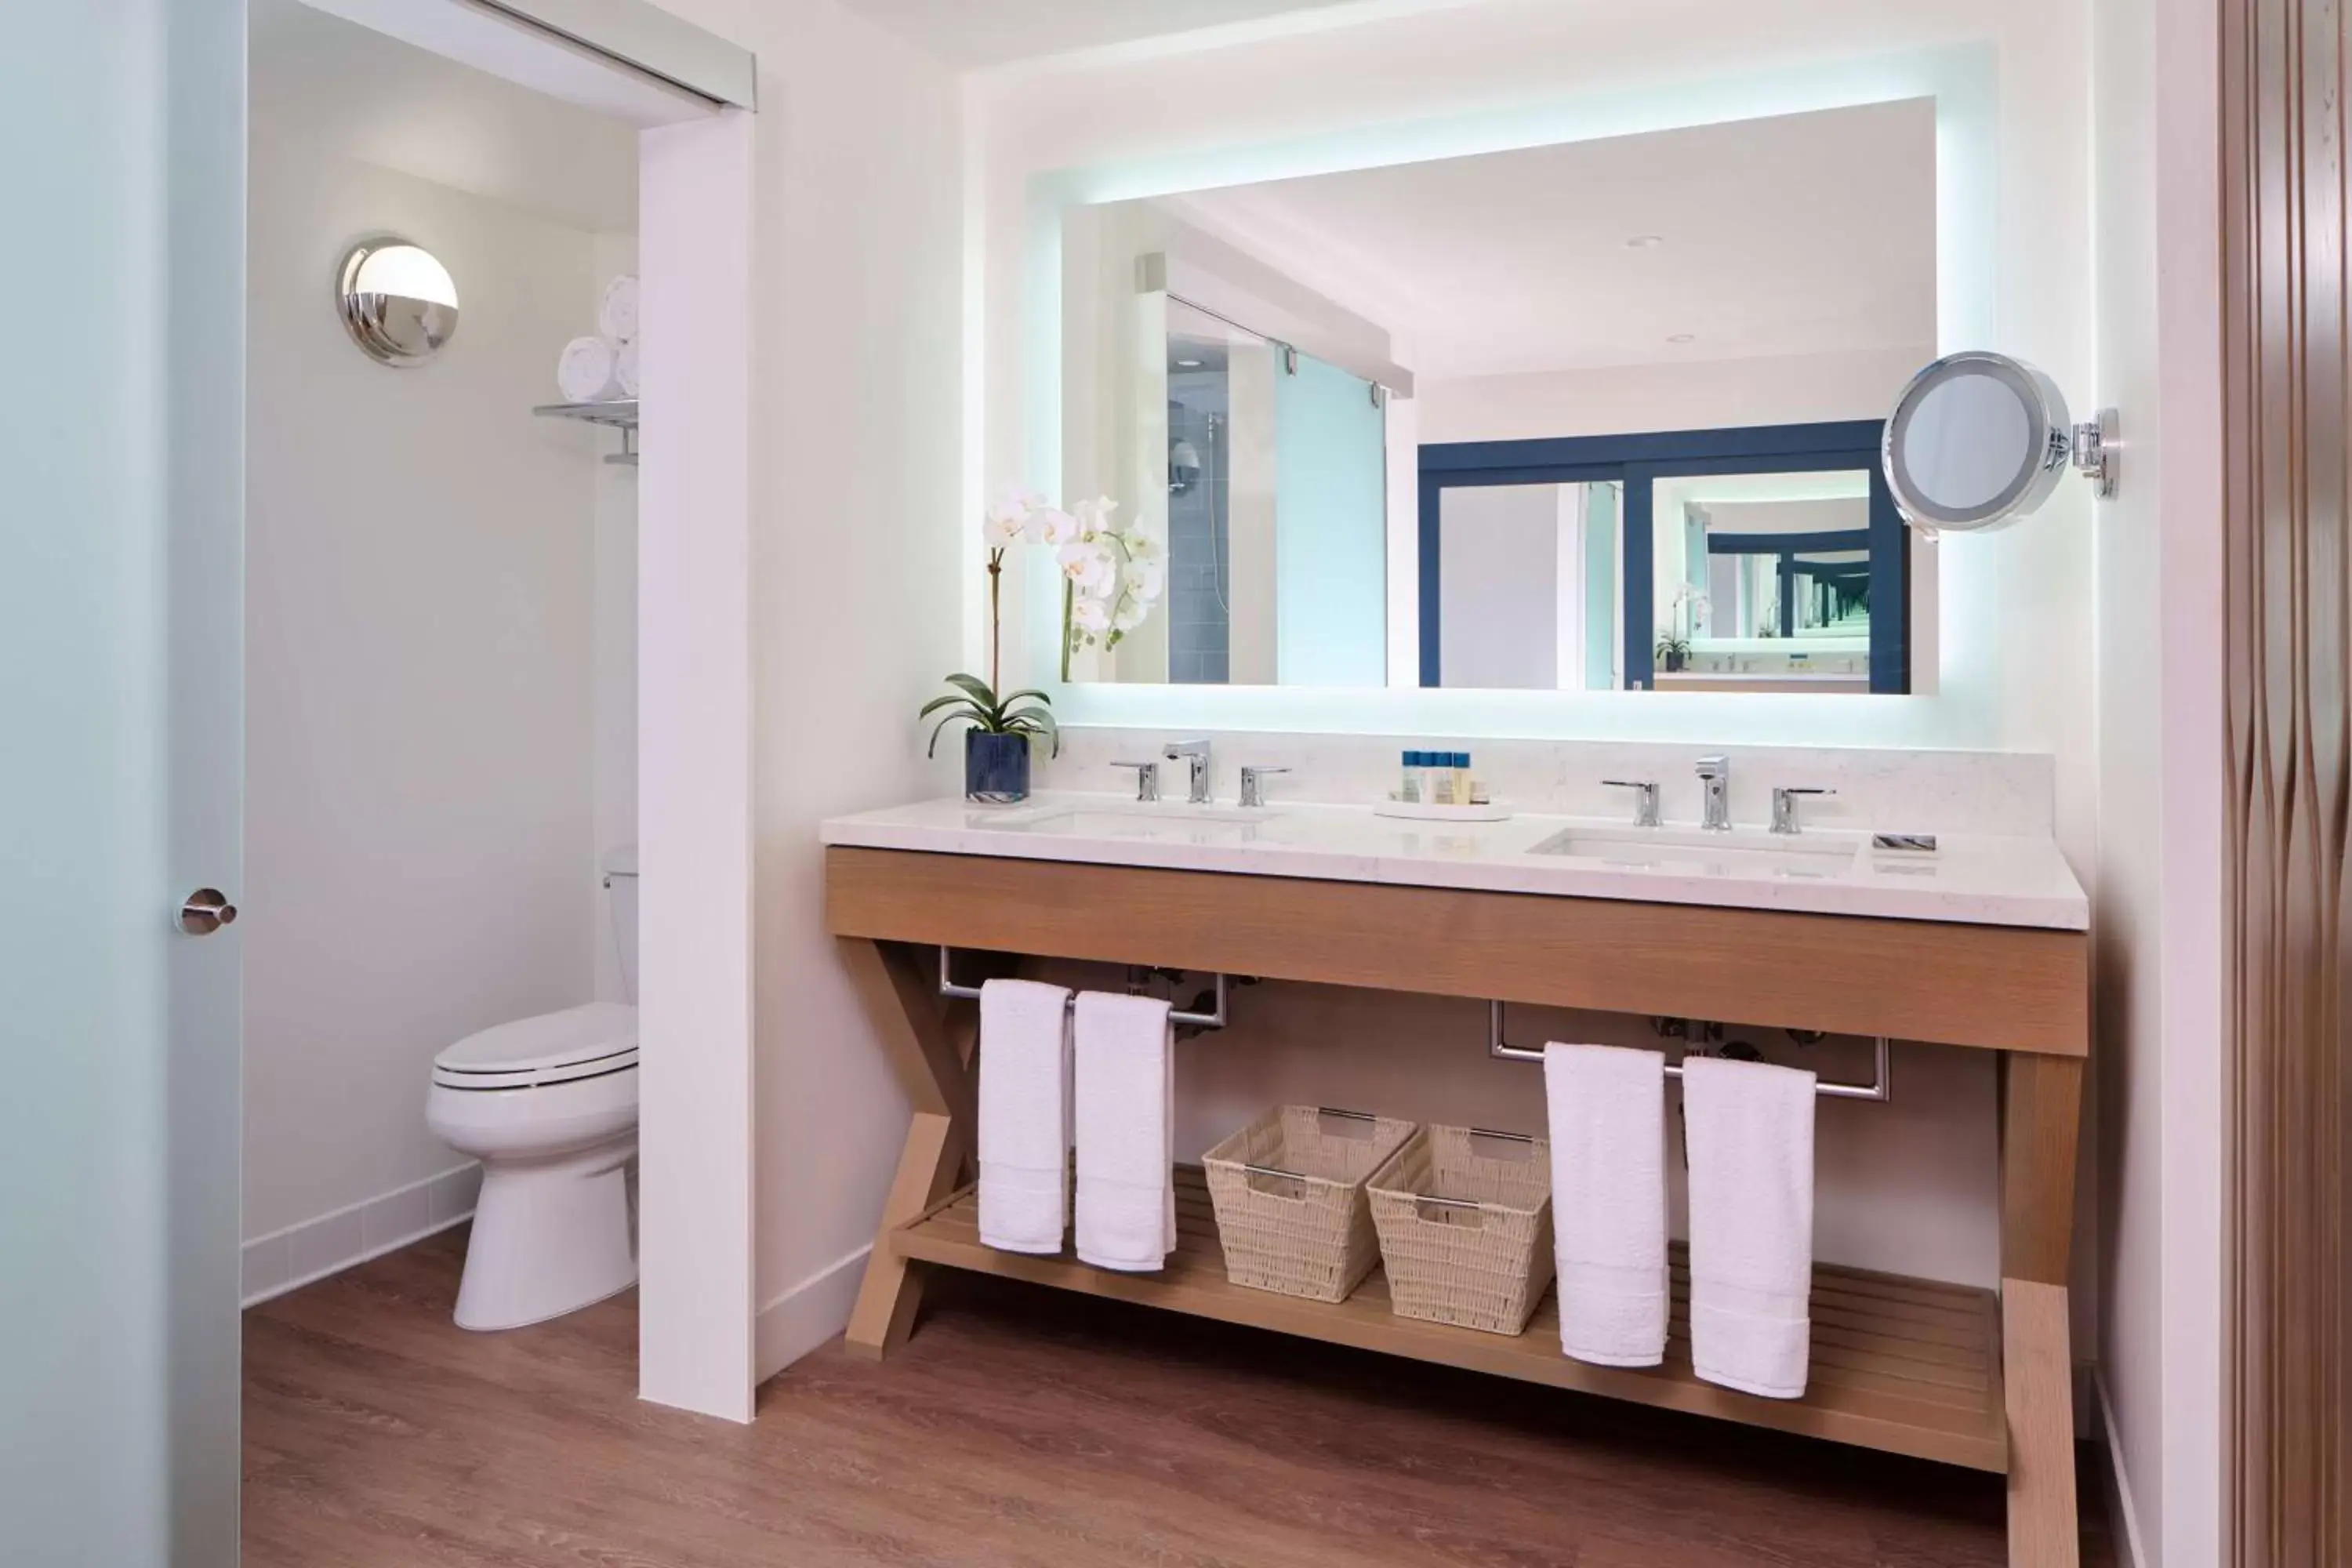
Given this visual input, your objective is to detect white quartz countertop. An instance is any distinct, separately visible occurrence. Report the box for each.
[821,793,2089,931]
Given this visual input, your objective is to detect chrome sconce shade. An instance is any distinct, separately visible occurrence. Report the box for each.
[336,238,459,365]
[1881,350,2116,535]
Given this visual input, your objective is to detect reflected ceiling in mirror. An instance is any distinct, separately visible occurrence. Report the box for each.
[1057,98,1936,695]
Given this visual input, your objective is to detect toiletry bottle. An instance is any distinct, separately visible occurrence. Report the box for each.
[1399,750,1421,804]
[1429,749,1454,807]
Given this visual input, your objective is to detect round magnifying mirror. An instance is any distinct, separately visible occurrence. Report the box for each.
[336,238,459,365]
[1881,351,2072,534]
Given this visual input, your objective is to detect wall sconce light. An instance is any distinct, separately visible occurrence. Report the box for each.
[336,238,459,365]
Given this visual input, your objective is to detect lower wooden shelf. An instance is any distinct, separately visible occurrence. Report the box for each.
[894,1167,2008,1474]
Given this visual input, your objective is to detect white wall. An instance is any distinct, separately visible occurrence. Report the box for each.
[1438,484,1563,689]
[2090,0,2226,1560]
[644,0,966,1379]
[1417,345,1931,445]
[243,133,615,1243]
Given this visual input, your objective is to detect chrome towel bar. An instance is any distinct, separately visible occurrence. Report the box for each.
[937,946,1229,1030]
[1486,1000,1891,1102]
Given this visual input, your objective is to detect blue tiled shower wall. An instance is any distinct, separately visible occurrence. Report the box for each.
[1167,372,1231,684]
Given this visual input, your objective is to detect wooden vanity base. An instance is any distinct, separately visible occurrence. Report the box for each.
[827,849,2091,1566]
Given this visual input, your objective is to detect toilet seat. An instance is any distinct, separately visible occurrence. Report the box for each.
[432,1002,638,1091]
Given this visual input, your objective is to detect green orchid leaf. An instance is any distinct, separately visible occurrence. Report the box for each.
[919,691,986,720]
[925,710,982,757]
[1005,705,1061,757]
[942,672,1000,713]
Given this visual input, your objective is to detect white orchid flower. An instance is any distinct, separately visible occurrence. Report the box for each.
[1070,593,1112,634]
[1112,593,1149,633]
[1058,539,1116,596]
[1033,505,1080,546]
[1071,495,1120,541]
[1121,557,1164,601]
[983,491,1043,548]
[1123,527,1165,563]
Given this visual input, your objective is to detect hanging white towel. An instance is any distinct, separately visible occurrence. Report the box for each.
[1682,1055,1817,1399]
[615,337,641,398]
[976,978,1073,1254]
[1073,991,1176,1272]
[599,273,640,344]
[557,336,621,403]
[1543,1042,1669,1367]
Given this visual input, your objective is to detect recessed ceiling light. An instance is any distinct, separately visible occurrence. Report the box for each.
[1667,332,1697,344]
[1175,358,1203,368]
[1625,234,1665,249]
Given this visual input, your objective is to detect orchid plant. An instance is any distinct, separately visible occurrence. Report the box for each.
[916,492,1069,762]
[972,489,1168,683]
[1656,583,1711,666]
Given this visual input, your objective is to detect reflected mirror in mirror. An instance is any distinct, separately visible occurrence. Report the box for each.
[1057,96,1936,694]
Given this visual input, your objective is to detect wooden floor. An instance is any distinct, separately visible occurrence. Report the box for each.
[245,1228,2120,1567]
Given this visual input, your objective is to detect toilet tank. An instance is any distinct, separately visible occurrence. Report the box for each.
[603,846,639,1003]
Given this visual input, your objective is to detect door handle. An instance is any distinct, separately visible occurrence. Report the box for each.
[179,888,238,936]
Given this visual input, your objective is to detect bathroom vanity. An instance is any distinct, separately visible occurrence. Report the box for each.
[823,793,2090,1568]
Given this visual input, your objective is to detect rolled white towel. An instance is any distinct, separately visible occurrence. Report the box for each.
[615,337,640,398]
[557,336,621,403]
[599,274,640,344]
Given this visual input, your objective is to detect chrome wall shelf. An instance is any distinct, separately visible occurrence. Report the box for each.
[533,397,638,466]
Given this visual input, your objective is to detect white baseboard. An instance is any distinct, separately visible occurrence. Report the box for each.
[2095,1370,2151,1568]
[241,1163,482,1308]
[754,1243,872,1381]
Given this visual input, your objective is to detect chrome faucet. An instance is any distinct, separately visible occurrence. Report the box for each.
[1110,760,1161,803]
[1695,753,1732,831]
[1602,778,1661,827]
[1771,786,1836,835]
[1164,739,1214,804]
[1238,765,1290,809]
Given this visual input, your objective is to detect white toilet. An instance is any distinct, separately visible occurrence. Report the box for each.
[426,848,640,1330]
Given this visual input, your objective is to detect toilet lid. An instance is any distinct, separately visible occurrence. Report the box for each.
[434,1002,637,1091]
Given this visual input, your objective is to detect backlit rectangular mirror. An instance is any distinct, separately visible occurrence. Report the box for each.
[1057,97,1936,695]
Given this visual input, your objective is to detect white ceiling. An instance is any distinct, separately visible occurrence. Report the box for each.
[1163,100,1937,380]
[836,0,1367,66]
[249,0,639,234]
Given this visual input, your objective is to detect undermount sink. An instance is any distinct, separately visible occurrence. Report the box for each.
[1530,825,1860,879]
[975,799,1282,842]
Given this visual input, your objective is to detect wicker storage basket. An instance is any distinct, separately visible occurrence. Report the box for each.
[1367,1125,1555,1335]
[1201,1105,1416,1302]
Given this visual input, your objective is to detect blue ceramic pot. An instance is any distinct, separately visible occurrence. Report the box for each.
[964,730,1032,803]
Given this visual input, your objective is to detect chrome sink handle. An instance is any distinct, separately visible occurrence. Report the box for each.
[1110,760,1161,803]
[1239,766,1290,809]
[1771,786,1836,835]
[1600,779,1660,827]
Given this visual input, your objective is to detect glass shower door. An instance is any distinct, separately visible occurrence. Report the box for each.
[2,4,245,1563]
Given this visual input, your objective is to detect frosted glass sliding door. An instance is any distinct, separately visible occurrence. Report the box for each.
[1273,350,1386,686]
[1,4,245,1563]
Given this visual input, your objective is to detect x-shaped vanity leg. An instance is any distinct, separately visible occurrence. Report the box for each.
[842,939,978,1360]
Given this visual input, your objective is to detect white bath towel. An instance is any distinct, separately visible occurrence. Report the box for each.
[557,336,622,403]
[976,978,1073,1254]
[1682,1055,1817,1399]
[1073,991,1176,1272]
[1544,1043,1670,1367]
[599,273,640,344]
[615,337,641,398]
